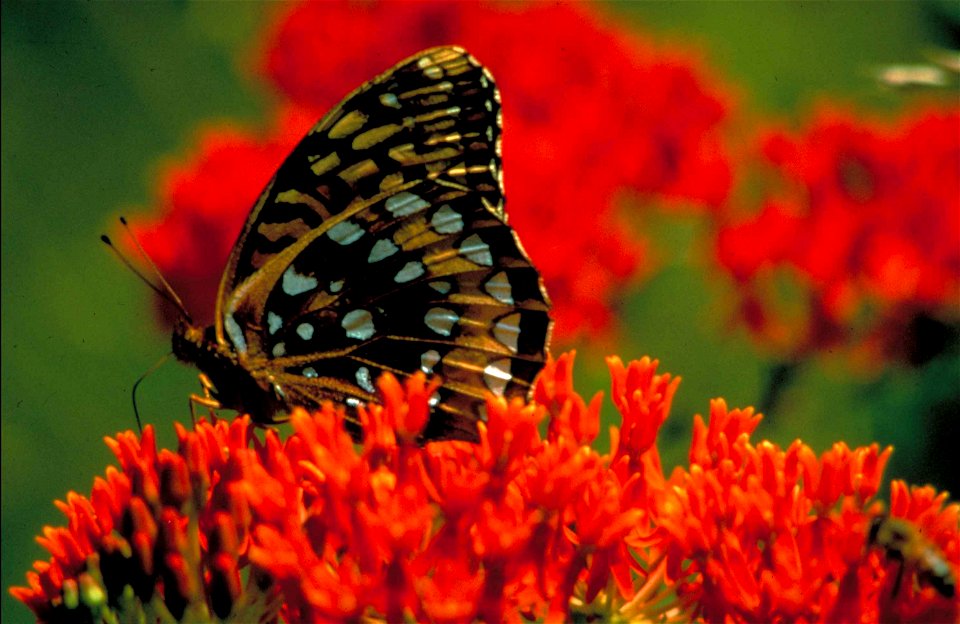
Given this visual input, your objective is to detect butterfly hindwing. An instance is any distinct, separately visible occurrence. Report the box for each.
[210,46,551,439]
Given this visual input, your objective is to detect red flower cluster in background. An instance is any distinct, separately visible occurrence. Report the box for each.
[127,107,315,326]
[13,354,958,622]
[716,108,960,362]
[126,0,733,339]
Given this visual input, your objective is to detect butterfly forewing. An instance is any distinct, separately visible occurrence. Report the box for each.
[205,46,550,440]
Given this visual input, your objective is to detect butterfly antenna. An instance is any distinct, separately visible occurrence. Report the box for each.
[130,353,173,432]
[100,216,192,322]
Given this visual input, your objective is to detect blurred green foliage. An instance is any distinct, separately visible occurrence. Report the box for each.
[3,1,957,619]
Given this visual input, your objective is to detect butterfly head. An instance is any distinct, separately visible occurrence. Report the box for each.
[171,318,214,363]
[170,318,273,417]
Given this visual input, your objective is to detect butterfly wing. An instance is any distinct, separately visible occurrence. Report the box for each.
[214,46,551,439]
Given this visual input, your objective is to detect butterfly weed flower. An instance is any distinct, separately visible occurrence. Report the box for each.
[716,107,960,367]
[126,108,314,328]
[14,352,957,622]
[9,418,280,623]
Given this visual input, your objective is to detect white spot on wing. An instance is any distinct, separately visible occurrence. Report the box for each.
[224,313,247,353]
[493,313,521,353]
[484,271,513,304]
[431,204,464,234]
[395,261,425,283]
[346,397,362,408]
[296,323,314,341]
[368,239,399,263]
[459,234,493,266]
[272,342,286,357]
[429,281,451,294]
[330,280,344,293]
[342,309,375,340]
[303,367,318,378]
[267,312,283,335]
[425,307,459,336]
[421,349,441,374]
[327,220,364,245]
[483,359,512,396]
[428,392,441,407]
[380,93,401,109]
[386,192,430,217]
[356,366,375,393]
[282,266,318,296]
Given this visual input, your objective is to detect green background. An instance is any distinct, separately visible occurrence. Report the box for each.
[3,2,957,619]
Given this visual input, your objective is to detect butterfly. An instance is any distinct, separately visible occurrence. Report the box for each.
[170,46,552,441]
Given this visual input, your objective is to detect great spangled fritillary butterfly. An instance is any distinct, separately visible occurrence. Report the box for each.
[171,46,552,441]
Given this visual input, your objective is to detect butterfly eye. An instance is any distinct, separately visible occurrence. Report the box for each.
[173,46,551,441]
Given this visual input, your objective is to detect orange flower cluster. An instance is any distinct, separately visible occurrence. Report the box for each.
[11,353,959,622]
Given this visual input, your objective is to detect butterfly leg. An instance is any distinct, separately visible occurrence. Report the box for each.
[188,373,221,424]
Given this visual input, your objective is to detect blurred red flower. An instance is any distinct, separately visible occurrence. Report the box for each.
[716,107,960,363]
[13,353,957,622]
[125,1,733,339]
[127,107,316,326]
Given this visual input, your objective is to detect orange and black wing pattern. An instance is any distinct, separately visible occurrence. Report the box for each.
[210,47,551,440]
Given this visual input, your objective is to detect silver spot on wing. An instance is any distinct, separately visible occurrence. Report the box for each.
[224,313,247,353]
[342,309,375,340]
[395,261,426,283]
[296,323,314,341]
[493,313,521,353]
[459,233,493,266]
[425,307,459,337]
[484,271,513,304]
[483,359,512,396]
[327,220,365,245]
[421,349,441,374]
[430,204,464,234]
[429,281,451,294]
[282,266,318,296]
[385,191,430,217]
[368,239,399,263]
[356,366,375,393]
[380,93,401,109]
[267,311,283,335]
